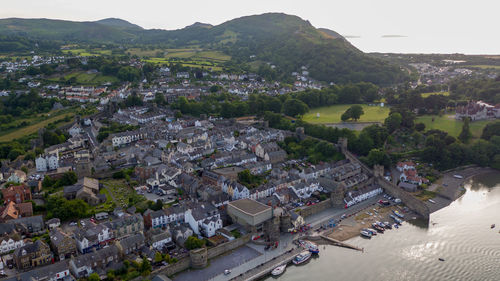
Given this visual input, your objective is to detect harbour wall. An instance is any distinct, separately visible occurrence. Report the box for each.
[297,199,333,218]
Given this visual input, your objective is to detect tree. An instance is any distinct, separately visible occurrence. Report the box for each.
[154,252,163,263]
[88,273,100,281]
[481,121,500,140]
[415,122,426,132]
[458,117,472,143]
[341,105,364,122]
[384,112,402,133]
[154,92,166,105]
[282,98,309,117]
[363,149,391,167]
[185,236,205,250]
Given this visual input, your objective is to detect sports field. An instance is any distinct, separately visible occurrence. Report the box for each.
[421,91,450,98]
[302,104,390,124]
[416,115,491,138]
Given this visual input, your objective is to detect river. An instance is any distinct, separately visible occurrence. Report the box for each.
[265,171,500,281]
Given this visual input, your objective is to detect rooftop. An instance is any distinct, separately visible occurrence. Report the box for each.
[228,198,271,216]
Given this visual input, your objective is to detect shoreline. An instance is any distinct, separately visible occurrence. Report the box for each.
[324,167,498,242]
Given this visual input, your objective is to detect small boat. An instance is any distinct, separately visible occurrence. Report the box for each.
[271,264,287,276]
[298,240,320,254]
[491,224,495,229]
[428,199,436,204]
[224,269,231,275]
[372,223,385,233]
[360,230,372,238]
[438,258,445,262]
[362,228,377,236]
[390,214,403,225]
[393,210,404,218]
[394,224,399,229]
[293,251,312,265]
[384,222,392,229]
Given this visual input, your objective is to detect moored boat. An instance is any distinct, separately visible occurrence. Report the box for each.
[390,214,403,225]
[362,228,377,236]
[271,264,287,276]
[383,222,392,229]
[293,251,312,265]
[298,240,320,254]
[372,223,385,233]
[360,230,372,238]
[393,210,405,218]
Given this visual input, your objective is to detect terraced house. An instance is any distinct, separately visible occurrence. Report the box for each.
[14,240,53,270]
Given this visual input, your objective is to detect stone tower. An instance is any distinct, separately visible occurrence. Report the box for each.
[373,165,384,178]
[190,247,208,269]
[338,137,348,153]
[331,182,346,208]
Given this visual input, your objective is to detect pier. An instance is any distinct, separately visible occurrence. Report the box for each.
[229,248,303,281]
[318,235,363,251]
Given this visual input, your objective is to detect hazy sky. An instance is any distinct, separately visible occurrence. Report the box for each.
[2,0,499,54]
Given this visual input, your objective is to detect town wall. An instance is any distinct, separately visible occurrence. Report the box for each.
[375,177,430,220]
[297,199,332,218]
[206,234,251,259]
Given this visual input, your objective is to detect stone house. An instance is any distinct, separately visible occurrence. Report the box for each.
[69,245,120,278]
[50,228,77,260]
[13,240,53,270]
[116,233,145,257]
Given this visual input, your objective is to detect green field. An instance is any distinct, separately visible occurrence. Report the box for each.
[61,49,112,56]
[416,115,491,138]
[46,71,119,85]
[421,91,450,98]
[464,65,500,69]
[0,112,74,142]
[302,104,391,124]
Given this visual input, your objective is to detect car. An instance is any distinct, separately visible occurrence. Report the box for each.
[378,200,390,206]
[69,222,77,226]
[341,214,347,219]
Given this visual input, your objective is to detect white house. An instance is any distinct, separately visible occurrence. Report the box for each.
[0,237,25,254]
[184,205,222,237]
[7,170,27,183]
[111,130,147,147]
[36,154,59,172]
[289,181,321,199]
[68,123,83,137]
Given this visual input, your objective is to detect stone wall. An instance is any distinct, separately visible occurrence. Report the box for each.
[207,234,251,259]
[297,199,332,218]
[375,177,430,220]
[153,256,191,277]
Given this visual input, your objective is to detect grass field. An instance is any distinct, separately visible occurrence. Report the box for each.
[416,115,492,138]
[421,91,450,98]
[47,71,119,85]
[61,49,112,56]
[302,104,391,124]
[464,65,500,69]
[0,112,74,142]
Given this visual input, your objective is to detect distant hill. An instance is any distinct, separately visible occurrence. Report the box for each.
[95,18,143,30]
[0,13,407,85]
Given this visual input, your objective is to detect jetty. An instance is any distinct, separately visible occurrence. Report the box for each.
[230,248,303,281]
[318,235,363,251]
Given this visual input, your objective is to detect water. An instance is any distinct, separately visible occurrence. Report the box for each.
[266,171,500,281]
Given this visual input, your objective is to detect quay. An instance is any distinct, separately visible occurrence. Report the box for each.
[318,235,363,252]
[229,248,303,281]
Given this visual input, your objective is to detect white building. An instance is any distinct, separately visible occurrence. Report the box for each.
[184,205,222,237]
[0,237,25,254]
[111,130,147,147]
[36,154,59,172]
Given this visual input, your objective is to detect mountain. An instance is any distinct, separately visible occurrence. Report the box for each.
[0,13,407,85]
[95,18,143,30]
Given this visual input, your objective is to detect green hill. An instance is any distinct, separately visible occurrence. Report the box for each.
[0,13,407,85]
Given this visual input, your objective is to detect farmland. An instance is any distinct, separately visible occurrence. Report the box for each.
[421,91,450,98]
[302,104,390,124]
[416,114,492,138]
[0,111,74,142]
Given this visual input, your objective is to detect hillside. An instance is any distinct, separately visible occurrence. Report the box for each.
[0,13,407,85]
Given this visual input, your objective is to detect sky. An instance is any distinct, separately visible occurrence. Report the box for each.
[1,0,499,54]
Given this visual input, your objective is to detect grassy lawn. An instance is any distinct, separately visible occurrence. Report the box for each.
[421,91,450,98]
[414,190,437,201]
[61,49,112,56]
[302,104,390,124]
[464,65,500,69]
[63,71,119,85]
[0,112,74,142]
[416,115,491,138]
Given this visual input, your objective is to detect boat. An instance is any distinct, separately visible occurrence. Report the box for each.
[362,228,377,236]
[383,222,392,229]
[271,264,287,276]
[224,269,231,275]
[390,214,403,225]
[394,224,399,229]
[491,224,495,229]
[393,210,405,218]
[439,258,445,262]
[428,199,436,204]
[292,251,312,265]
[360,230,372,238]
[372,223,385,233]
[298,240,320,254]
